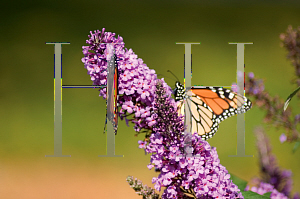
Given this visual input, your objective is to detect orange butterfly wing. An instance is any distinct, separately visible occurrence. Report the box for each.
[177,87,251,140]
[191,88,242,115]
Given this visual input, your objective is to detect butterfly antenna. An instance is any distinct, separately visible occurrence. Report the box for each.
[167,70,180,82]
[157,73,178,82]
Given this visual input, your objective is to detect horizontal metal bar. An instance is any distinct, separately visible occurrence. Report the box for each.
[62,85,106,88]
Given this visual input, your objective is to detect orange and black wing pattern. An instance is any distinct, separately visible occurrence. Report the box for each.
[175,82,252,140]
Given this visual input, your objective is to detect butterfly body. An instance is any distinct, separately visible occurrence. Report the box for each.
[174,81,252,140]
[104,54,119,135]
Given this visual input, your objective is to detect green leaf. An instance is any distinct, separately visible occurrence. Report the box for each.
[263,192,272,197]
[228,172,248,191]
[284,86,300,111]
[293,141,300,153]
[241,191,271,199]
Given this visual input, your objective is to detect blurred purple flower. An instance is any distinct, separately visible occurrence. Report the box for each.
[245,182,288,199]
[248,72,254,79]
[280,133,287,143]
[294,192,300,199]
[237,70,244,81]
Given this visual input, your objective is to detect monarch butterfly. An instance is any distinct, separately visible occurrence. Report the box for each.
[170,71,252,140]
[103,54,119,135]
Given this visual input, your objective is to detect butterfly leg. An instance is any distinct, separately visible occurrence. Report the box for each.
[103,114,107,134]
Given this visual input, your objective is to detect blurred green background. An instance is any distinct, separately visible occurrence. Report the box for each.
[1,0,300,198]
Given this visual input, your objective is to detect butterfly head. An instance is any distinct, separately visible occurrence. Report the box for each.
[174,81,185,101]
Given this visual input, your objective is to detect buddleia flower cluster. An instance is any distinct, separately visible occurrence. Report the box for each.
[81,28,172,135]
[138,79,243,199]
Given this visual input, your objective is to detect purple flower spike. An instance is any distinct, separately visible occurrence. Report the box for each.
[82,28,172,134]
[245,71,299,143]
[139,79,243,199]
[251,127,297,198]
